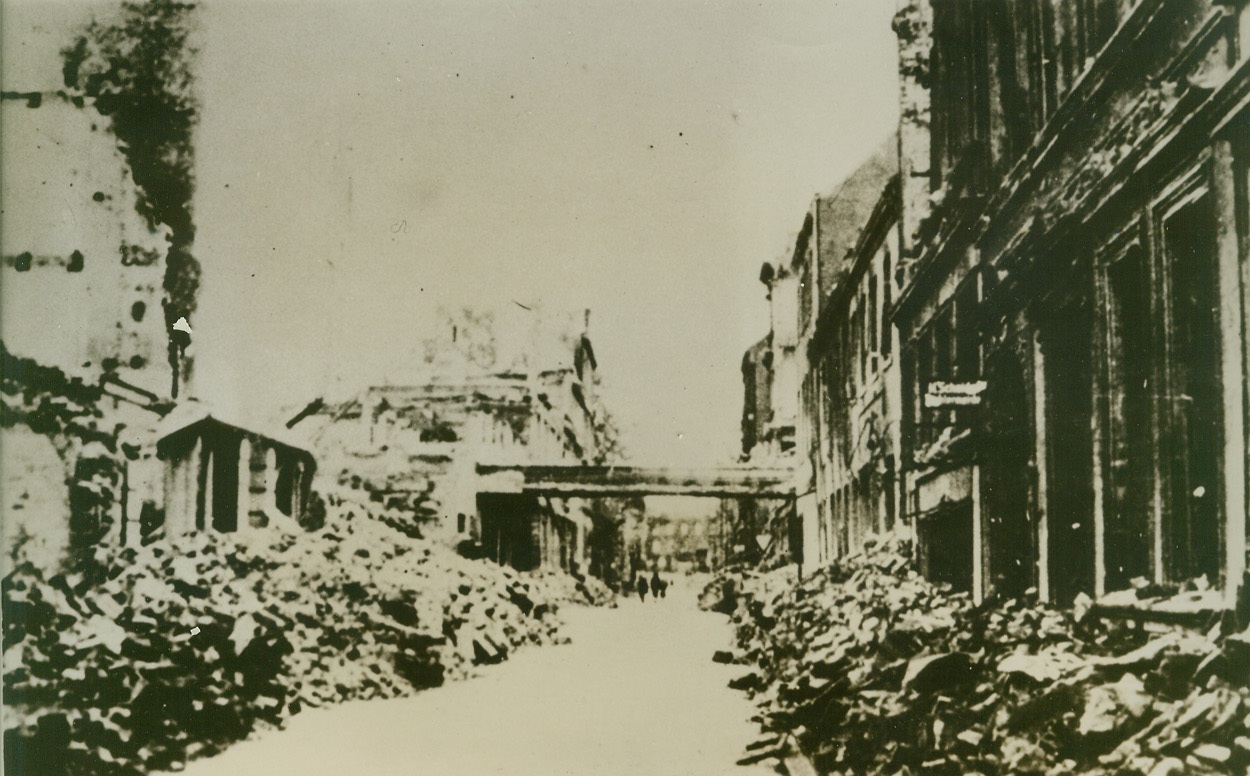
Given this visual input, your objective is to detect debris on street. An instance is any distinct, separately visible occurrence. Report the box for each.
[703,533,1250,775]
[2,491,602,775]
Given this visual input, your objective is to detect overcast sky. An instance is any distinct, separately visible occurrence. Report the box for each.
[192,0,900,472]
[9,0,900,476]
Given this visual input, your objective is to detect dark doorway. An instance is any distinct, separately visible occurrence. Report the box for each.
[1042,296,1096,604]
[980,350,1035,598]
[209,431,240,533]
[477,493,539,571]
[275,451,296,517]
[918,501,974,593]
[1163,197,1223,582]
[1104,246,1154,589]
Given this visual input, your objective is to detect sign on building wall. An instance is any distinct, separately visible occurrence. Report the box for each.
[924,381,987,408]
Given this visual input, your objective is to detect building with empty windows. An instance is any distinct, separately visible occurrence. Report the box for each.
[750,0,1250,621]
[0,11,187,570]
[890,0,1250,614]
[292,308,616,575]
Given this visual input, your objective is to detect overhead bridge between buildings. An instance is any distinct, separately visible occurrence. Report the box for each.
[475,463,797,499]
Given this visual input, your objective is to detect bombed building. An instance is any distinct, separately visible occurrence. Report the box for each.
[292,307,618,575]
[896,0,1250,613]
[748,0,1250,618]
[797,136,904,567]
[738,137,901,571]
[0,1,325,572]
[0,2,196,571]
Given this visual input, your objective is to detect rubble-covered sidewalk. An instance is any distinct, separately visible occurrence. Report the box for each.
[702,536,1250,775]
[3,494,612,775]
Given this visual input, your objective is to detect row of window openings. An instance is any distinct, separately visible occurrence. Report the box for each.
[821,480,894,558]
[10,250,84,272]
[831,266,893,399]
[906,194,1225,594]
[912,282,982,447]
[932,0,1122,192]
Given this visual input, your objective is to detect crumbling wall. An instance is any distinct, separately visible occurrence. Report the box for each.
[892,0,932,261]
[1,427,71,574]
[60,0,200,396]
[1,1,196,574]
[0,94,169,395]
[310,387,509,542]
[0,346,129,572]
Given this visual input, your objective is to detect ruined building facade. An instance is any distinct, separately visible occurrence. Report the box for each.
[1,21,179,570]
[799,139,904,567]
[905,0,1249,610]
[741,138,900,570]
[749,0,1250,616]
[1,88,171,570]
[296,309,614,576]
[1,3,316,573]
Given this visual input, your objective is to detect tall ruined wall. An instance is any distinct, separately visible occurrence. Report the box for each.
[1,95,169,394]
[892,0,932,263]
[60,0,201,395]
[0,0,199,571]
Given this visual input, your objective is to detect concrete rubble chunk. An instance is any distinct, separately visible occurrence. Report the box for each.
[1078,674,1153,737]
[1145,757,1187,776]
[1192,743,1232,764]
[997,651,1087,684]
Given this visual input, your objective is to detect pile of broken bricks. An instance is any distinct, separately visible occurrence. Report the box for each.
[704,534,1250,775]
[3,494,582,775]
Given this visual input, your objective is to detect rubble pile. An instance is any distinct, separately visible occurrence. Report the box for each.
[699,564,797,615]
[2,495,574,775]
[706,535,1250,775]
[525,570,618,608]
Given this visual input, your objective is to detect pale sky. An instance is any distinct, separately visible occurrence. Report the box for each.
[8,0,901,473]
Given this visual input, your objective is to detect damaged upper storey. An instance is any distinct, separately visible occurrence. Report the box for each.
[2,0,201,401]
[751,137,901,463]
[739,136,903,568]
[744,0,1250,623]
[288,308,612,574]
[0,2,221,574]
[889,0,1250,613]
[0,90,172,401]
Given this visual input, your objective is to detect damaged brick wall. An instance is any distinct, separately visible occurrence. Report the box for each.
[0,347,123,572]
[60,0,201,397]
[0,0,200,572]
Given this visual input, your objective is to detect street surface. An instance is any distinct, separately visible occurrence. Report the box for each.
[174,579,770,776]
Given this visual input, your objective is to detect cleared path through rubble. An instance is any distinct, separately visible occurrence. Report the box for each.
[174,578,770,776]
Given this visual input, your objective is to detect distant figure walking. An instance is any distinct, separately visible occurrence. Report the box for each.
[650,570,665,600]
[636,575,649,603]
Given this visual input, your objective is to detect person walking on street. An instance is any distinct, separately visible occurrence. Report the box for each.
[636,574,648,603]
[650,570,664,600]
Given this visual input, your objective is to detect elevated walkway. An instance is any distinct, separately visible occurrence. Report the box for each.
[475,463,796,499]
